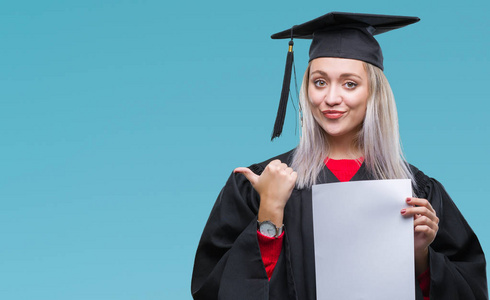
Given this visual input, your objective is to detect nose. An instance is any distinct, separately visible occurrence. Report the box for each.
[324,86,342,107]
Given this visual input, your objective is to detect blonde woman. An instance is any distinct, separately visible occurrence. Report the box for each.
[192,12,487,300]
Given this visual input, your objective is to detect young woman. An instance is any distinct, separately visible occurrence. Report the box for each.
[191,12,487,300]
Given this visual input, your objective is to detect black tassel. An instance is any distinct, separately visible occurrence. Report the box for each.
[271,40,294,140]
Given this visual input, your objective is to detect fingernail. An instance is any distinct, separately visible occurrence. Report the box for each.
[401,209,406,214]
[406,197,411,203]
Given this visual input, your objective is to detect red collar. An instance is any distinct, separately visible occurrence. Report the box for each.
[324,157,364,182]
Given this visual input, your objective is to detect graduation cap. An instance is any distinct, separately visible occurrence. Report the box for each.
[270,12,420,140]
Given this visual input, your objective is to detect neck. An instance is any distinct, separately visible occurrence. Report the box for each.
[327,133,362,159]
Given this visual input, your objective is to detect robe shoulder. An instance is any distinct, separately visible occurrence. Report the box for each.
[191,150,296,300]
[408,164,488,299]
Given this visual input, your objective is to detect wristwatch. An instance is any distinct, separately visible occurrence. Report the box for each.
[258,220,284,238]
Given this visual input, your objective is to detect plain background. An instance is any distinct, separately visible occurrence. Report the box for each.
[0,0,488,299]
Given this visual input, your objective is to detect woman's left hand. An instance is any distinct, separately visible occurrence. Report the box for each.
[401,197,439,276]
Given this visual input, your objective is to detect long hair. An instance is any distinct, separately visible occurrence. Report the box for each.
[291,61,415,189]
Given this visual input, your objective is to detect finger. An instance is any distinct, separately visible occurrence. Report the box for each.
[407,197,435,213]
[414,224,436,236]
[233,167,260,185]
[414,215,439,231]
[285,167,294,175]
[264,160,282,173]
[269,159,282,166]
[402,206,438,222]
[415,212,439,225]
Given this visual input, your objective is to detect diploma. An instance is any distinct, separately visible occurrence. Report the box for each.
[312,179,414,300]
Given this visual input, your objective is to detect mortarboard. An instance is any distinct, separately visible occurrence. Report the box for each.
[270,12,420,140]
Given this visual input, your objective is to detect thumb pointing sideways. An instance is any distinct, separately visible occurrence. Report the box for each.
[234,167,259,186]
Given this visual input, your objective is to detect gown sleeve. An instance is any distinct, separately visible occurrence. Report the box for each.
[413,168,488,300]
[190,171,271,299]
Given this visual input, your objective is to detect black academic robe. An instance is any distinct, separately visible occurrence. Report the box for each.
[191,150,488,300]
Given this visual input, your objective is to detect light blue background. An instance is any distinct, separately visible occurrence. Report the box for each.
[0,0,488,299]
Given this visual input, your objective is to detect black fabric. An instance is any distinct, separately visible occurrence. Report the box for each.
[191,150,488,300]
[309,26,384,70]
[271,12,420,70]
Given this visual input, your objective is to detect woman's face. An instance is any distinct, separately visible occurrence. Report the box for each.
[308,57,369,141]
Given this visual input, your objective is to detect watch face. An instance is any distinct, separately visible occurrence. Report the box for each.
[259,221,277,237]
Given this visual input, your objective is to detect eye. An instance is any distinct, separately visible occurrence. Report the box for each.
[314,79,327,87]
[344,81,358,89]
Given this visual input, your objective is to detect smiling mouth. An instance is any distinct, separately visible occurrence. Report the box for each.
[322,110,345,119]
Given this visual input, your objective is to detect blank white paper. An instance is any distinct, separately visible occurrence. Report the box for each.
[312,179,414,300]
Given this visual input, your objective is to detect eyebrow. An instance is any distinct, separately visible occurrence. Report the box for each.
[310,70,363,80]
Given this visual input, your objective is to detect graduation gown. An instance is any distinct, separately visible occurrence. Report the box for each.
[191,150,488,300]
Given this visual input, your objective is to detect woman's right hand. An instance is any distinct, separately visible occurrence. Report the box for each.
[234,159,297,225]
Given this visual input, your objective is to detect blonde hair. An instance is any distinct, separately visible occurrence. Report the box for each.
[291,61,415,189]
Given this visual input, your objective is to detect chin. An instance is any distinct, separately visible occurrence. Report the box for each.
[326,132,347,138]
[322,127,345,137]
